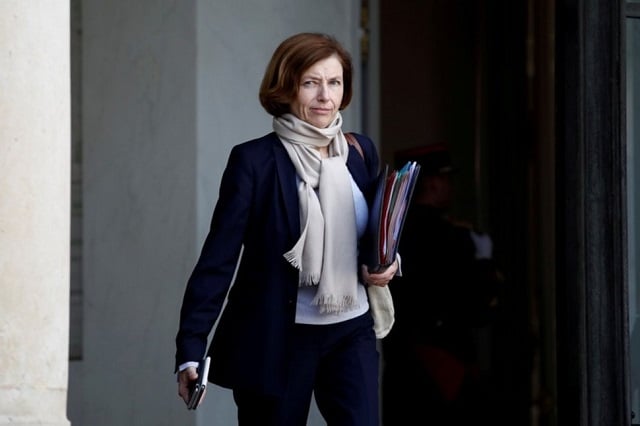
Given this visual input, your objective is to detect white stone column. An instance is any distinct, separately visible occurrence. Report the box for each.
[0,1,71,425]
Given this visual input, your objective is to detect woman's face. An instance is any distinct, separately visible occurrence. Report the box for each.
[290,54,344,128]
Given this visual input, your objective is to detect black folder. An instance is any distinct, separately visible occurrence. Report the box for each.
[365,161,420,272]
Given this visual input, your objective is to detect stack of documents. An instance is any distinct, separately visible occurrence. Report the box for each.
[366,161,421,272]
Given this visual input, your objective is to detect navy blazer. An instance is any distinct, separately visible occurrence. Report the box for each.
[175,131,380,396]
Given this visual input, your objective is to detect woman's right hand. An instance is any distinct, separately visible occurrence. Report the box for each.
[178,366,198,404]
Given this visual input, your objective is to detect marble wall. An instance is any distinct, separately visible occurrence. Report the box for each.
[0,1,71,425]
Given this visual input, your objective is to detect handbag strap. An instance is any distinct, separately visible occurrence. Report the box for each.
[345,132,365,160]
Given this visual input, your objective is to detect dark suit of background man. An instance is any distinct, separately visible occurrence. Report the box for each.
[381,143,504,426]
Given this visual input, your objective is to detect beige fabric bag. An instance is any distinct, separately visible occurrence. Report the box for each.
[367,284,395,339]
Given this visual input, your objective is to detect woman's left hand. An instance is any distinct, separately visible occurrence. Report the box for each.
[361,259,398,287]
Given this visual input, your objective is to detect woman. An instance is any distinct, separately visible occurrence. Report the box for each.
[175,32,397,425]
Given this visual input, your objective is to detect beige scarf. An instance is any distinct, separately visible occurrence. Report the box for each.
[274,113,359,313]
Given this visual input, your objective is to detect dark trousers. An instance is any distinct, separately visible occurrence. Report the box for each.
[382,353,492,426]
[233,312,380,426]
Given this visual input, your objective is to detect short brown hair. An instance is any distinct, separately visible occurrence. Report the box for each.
[259,32,354,117]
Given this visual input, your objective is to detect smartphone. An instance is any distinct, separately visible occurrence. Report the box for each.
[187,356,210,410]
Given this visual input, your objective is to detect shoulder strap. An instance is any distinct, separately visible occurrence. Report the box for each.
[345,132,365,160]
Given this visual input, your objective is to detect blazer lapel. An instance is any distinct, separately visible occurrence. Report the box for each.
[273,138,300,239]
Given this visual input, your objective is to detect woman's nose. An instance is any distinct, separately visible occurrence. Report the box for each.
[317,83,329,100]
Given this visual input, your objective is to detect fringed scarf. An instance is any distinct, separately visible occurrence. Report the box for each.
[274,113,359,313]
